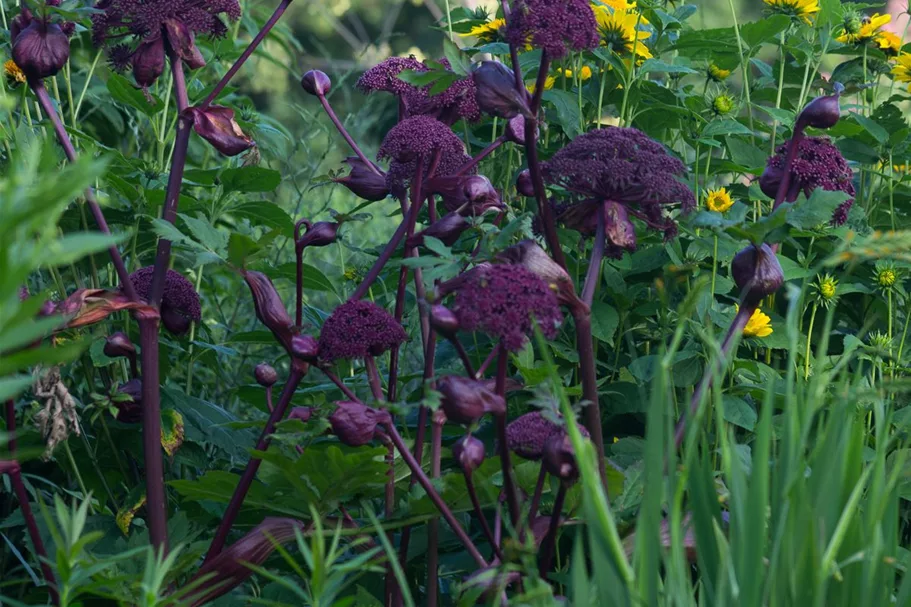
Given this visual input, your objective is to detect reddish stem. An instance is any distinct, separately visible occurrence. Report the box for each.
[451,337,476,377]
[581,206,605,306]
[475,347,498,379]
[426,419,443,607]
[138,317,169,553]
[527,466,547,523]
[456,136,507,176]
[538,482,567,577]
[464,471,505,562]
[264,386,274,413]
[319,367,361,402]
[317,93,381,175]
[364,355,385,402]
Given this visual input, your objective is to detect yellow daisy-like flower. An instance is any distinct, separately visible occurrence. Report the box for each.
[763,0,820,25]
[705,187,734,213]
[743,308,773,338]
[4,59,25,86]
[564,66,594,81]
[708,64,731,81]
[527,75,556,94]
[892,53,911,90]
[876,30,902,56]
[592,0,650,25]
[458,18,507,44]
[593,6,653,59]
[837,12,892,45]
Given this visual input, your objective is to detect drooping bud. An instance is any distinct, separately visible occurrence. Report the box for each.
[731,243,784,305]
[797,84,843,131]
[132,37,165,88]
[603,200,637,253]
[504,114,531,145]
[288,407,312,423]
[290,334,319,362]
[758,164,783,200]
[429,304,460,338]
[406,212,470,248]
[104,331,136,359]
[242,270,294,353]
[332,156,389,201]
[254,363,278,387]
[161,305,192,335]
[114,379,142,423]
[295,220,339,250]
[542,432,579,483]
[516,169,535,197]
[12,20,70,80]
[452,434,486,473]
[301,70,331,96]
[437,375,506,425]
[184,105,255,157]
[163,18,206,69]
[427,174,504,216]
[329,401,390,447]
[497,240,585,313]
[472,60,532,119]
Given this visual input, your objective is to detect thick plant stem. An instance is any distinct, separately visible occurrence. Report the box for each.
[426,419,443,607]
[138,317,169,553]
[320,368,360,401]
[494,343,521,528]
[5,464,59,605]
[538,483,567,577]
[527,466,547,523]
[364,355,385,402]
[200,0,294,109]
[317,93,380,175]
[456,135,507,175]
[204,366,306,562]
[581,206,606,306]
[384,422,487,567]
[464,471,504,562]
[573,312,606,490]
[30,79,136,299]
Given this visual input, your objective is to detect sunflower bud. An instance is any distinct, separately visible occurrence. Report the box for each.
[429,304,460,338]
[329,401,390,447]
[114,379,142,423]
[242,270,295,353]
[163,18,205,69]
[254,363,278,387]
[516,169,535,197]
[290,334,319,362]
[452,434,485,473]
[184,105,255,157]
[332,157,389,201]
[104,331,136,360]
[288,406,312,423]
[406,212,470,248]
[132,37,165,88]
[472,60,532,119]
[437,375,506,425]
[12,20,69,80]
[731,243,784,305]
[797,86,842,130]
[301,69,331,96]
[295,221,339,251]
[542,432,579,483]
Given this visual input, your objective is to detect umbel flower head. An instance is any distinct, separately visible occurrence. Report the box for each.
[92,0,241,88]
[542,127,695,254]
[11,2,74,81]
[127,267,201,335]
[505,411,589,460]
[505,0,599,59]
[451,264,563,351]
[377,116,471,196]
[762,136,855,225]
[318,300,407,361]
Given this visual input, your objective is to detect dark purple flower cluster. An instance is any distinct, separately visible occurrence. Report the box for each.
[505,0,599,59]
[766,136,855,226]
[377,116,471,195]
[318,300,407,361]
[452,264,563,351]
[505,411,589,459]
[128,266,201,335]
[542,127,694,252]
[357,56,479,123]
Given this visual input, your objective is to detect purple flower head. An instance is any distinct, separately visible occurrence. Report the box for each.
[505,411,589,460]
[542,127,694,255]
[318,300,407,362]
[127,267,201,335]
[357,56,426,100]
[92,0,241,86]
[452,264,563,351]
[377,116,470,196]
[765,136,855,226]
[506,0,599,59]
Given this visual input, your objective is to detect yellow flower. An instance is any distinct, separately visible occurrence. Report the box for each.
[593,6,653,59]
[712,93,736,115]
[4,59,25,86]
[705,187,734,213]
[876,30,902,56]
[814,273,838,306]
[564,66,593,81]
[527,75,556,94]
[743,308,773,338]
[892,53,911,90]
[875,263,899,289]
[837,12,892,44]
[458,18,507,44]
[708,64,731,81]
[592,0,650,25]
[763,0,820,25]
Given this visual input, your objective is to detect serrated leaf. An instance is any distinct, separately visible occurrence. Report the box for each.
[443,37,472,76]
[590,301,620,345]
[106,74,164,116]
[221,167,282,193]
[787,189,849,230]
[542,89,582,138]
[702,119,753,138]
[638,59,697,75]
[180,213,228,254]
[230,201,294,233]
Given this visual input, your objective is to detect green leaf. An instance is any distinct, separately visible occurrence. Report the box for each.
[721,395,757,430]
[179,214,228,254]
[106,74,164,116]
[161,387,257,460]
[39,232,127,267]
[787,189,850,230]
[725,136,767,171]
[740,15,790,49]
[702,119,753,138]
[269,262,336,293]
[230,201,294,233]
[590,301,620,345]
[221,167,282,193]
[442,37,472,76]
[851,111,888,145]
[0,376,34,402]
[638,59,697,75]
[542,89,582,138]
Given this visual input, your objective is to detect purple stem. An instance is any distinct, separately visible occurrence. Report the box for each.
[138,317,169,553]
[475,347,499,379]
[527,466,546,523]
[456,136,507,176]
[529,51,550,115]
[538,482,567,577]
[451,337,476,377]
[494,343,521,528]
[499,0,524,93]
[29,80,136,300]
[581,205,605,306]
[204,366,306,562]
[426,419,443,607]
[264,385,274,413]
[319,367,361,402]
[383,422,487,567]
[317,93,381,176]
[294,218,311,328]
[6,464,59,605]
[200,0,294,110]
[464,470,504,562]
[364,355,385,402]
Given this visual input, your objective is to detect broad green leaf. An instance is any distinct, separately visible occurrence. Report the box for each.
[106,74,164,116]
[39,232,127,267]
[638,59,697,75]
[721,395,757,430]
[786,189,850,230]
[542,89,582,138]
[590,301,620,345]
[221,167,282,193]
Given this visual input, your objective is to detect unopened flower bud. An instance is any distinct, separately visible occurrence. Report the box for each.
[603,200,637,253]
[329,401,389,447]
[184,105,255,157]
[12,20,69,80]
[333,157,389,201]
[428,174,504,216]
[254,363,278,387]
[114,379,142,423]
[731,243,784,305]
[516,170,535,197]
[132,37,165,88]
[542,432,579,483]
[429,304,460,338]
[288,406,312,422]
[290,334,319,362]
[163,18,205,69]
[797,85,843,131]
[295,220,339,251]
[504,115,532,145]
[301,70,331,96]
[497,240,585,312]
[437,375,506,425]
[452,434,485,473]
[759,164,783,199]
[161,305,193,335]
[406,212,470,248]
[472,60,532,119]
[242,270,295,353]
[104,331,136,359]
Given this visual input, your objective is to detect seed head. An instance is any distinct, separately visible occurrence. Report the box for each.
[318,300,407,362]
[377,116,470,196]
[127,267,201,335]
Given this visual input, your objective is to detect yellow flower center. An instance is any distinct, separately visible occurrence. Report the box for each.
[705,187,734,213]
[4,59,26,85]
[878,270,897,287]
